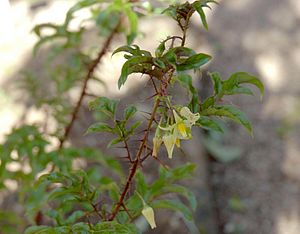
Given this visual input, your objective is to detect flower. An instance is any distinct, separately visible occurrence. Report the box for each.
[180,106,200,127]
[142,205,157,229]
[159,110,191,139]
[173,110,189,138]
[152,136,162,158]
[156,107,200,159]
[162,134,177,159]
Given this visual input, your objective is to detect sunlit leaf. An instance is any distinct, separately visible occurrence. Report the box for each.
[118,56,153,89]
[152,199,193,220]
[223,72,264,99]
[176,53,212,71]
[124,105,138,121]
[93,221,140,234]
[201,105,253,135]
[86,122,114,133]
[196,116,224,132]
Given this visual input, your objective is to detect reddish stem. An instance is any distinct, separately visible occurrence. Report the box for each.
[58,23,119,149]
[108,98,161,221]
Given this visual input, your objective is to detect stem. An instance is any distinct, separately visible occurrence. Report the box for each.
[108,4,193,221]
[181,10,193,46]
[58,22,120,149]
[108,98,161,221]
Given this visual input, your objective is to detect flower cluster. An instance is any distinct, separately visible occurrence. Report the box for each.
[152,107,200,159]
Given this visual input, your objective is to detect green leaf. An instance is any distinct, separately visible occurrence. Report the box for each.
[135,170,148,197]
[202,137,242,163]
[153,58,166,69]
[124,6,138,44]
[93,221,139,234]
[25,226,53,234]
[107,137,123,148]
[176,53,212,71]
[228,197,246,212]
[161,184,197,211]
[88,97,119,118]
[86,122,114,133]
[193,1,209,30]
[118,56,153,89]
[164,47,196,58]
[65,210,86,224]
[163,47,197,68]
[155,41,166,57]
[152,199,193,221]
[72,222,90,232]
[168,163,197,181]
[200,96,215,110]
[66,0,100,26]
[196,116,224,132]
[175,74,200,112]
[128,121,141,133]
[223,72,264,99]
[208,72,223,96]
[48,187,76,201]
[112,45,141,57]
[201,105,253,135]
[162,5,177,19]
[227,86,254,96]
[124,105,137,121]
[125,194,143,219]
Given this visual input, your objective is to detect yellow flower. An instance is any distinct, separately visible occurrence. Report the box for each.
[162,134,176,159]
[142,205,157,229]
[173,110,188,138]
[160,110,190,139]
[152,136,162,158]
[158,107,200,159]
[180,106,200,127]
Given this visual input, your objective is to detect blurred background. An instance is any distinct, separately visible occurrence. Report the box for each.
[0,0,300,233]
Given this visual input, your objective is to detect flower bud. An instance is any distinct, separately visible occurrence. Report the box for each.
[142,205,156,229]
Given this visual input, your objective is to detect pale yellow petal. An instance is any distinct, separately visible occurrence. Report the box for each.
[173,110,182,123]
[175,138,181,147]
[152,137,162,157]
[177,122,188,138]
[163,134,176,159]
[180,107,200,125]
[159,124,175,131]
[142,206,157,229]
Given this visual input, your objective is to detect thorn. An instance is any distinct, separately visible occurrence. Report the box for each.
[153,118,159,125]
[146,93,158,100]
[115,146,127,149]
[139,110,152,116]
[154,156,170,170]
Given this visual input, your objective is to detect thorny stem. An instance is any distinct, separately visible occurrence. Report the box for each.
[181,10,193,46]
[58,22,120,149]
[108,68,175,220]
[108,97,161,221]
[107,13,194,219]
[124,139,133,163]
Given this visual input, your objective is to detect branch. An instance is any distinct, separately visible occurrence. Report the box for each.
[58,23,120,149]
[108,97,161,221]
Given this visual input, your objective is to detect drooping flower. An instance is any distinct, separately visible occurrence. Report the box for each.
[142,205,157,229]
[152,136,162,158]
[162,134,177,159]
[173,110,189,138]
[180,106,200,127]
[155,106,200,159]
[136,192,157,229]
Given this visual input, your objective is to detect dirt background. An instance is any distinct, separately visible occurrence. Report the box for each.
[1,0,300,233]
